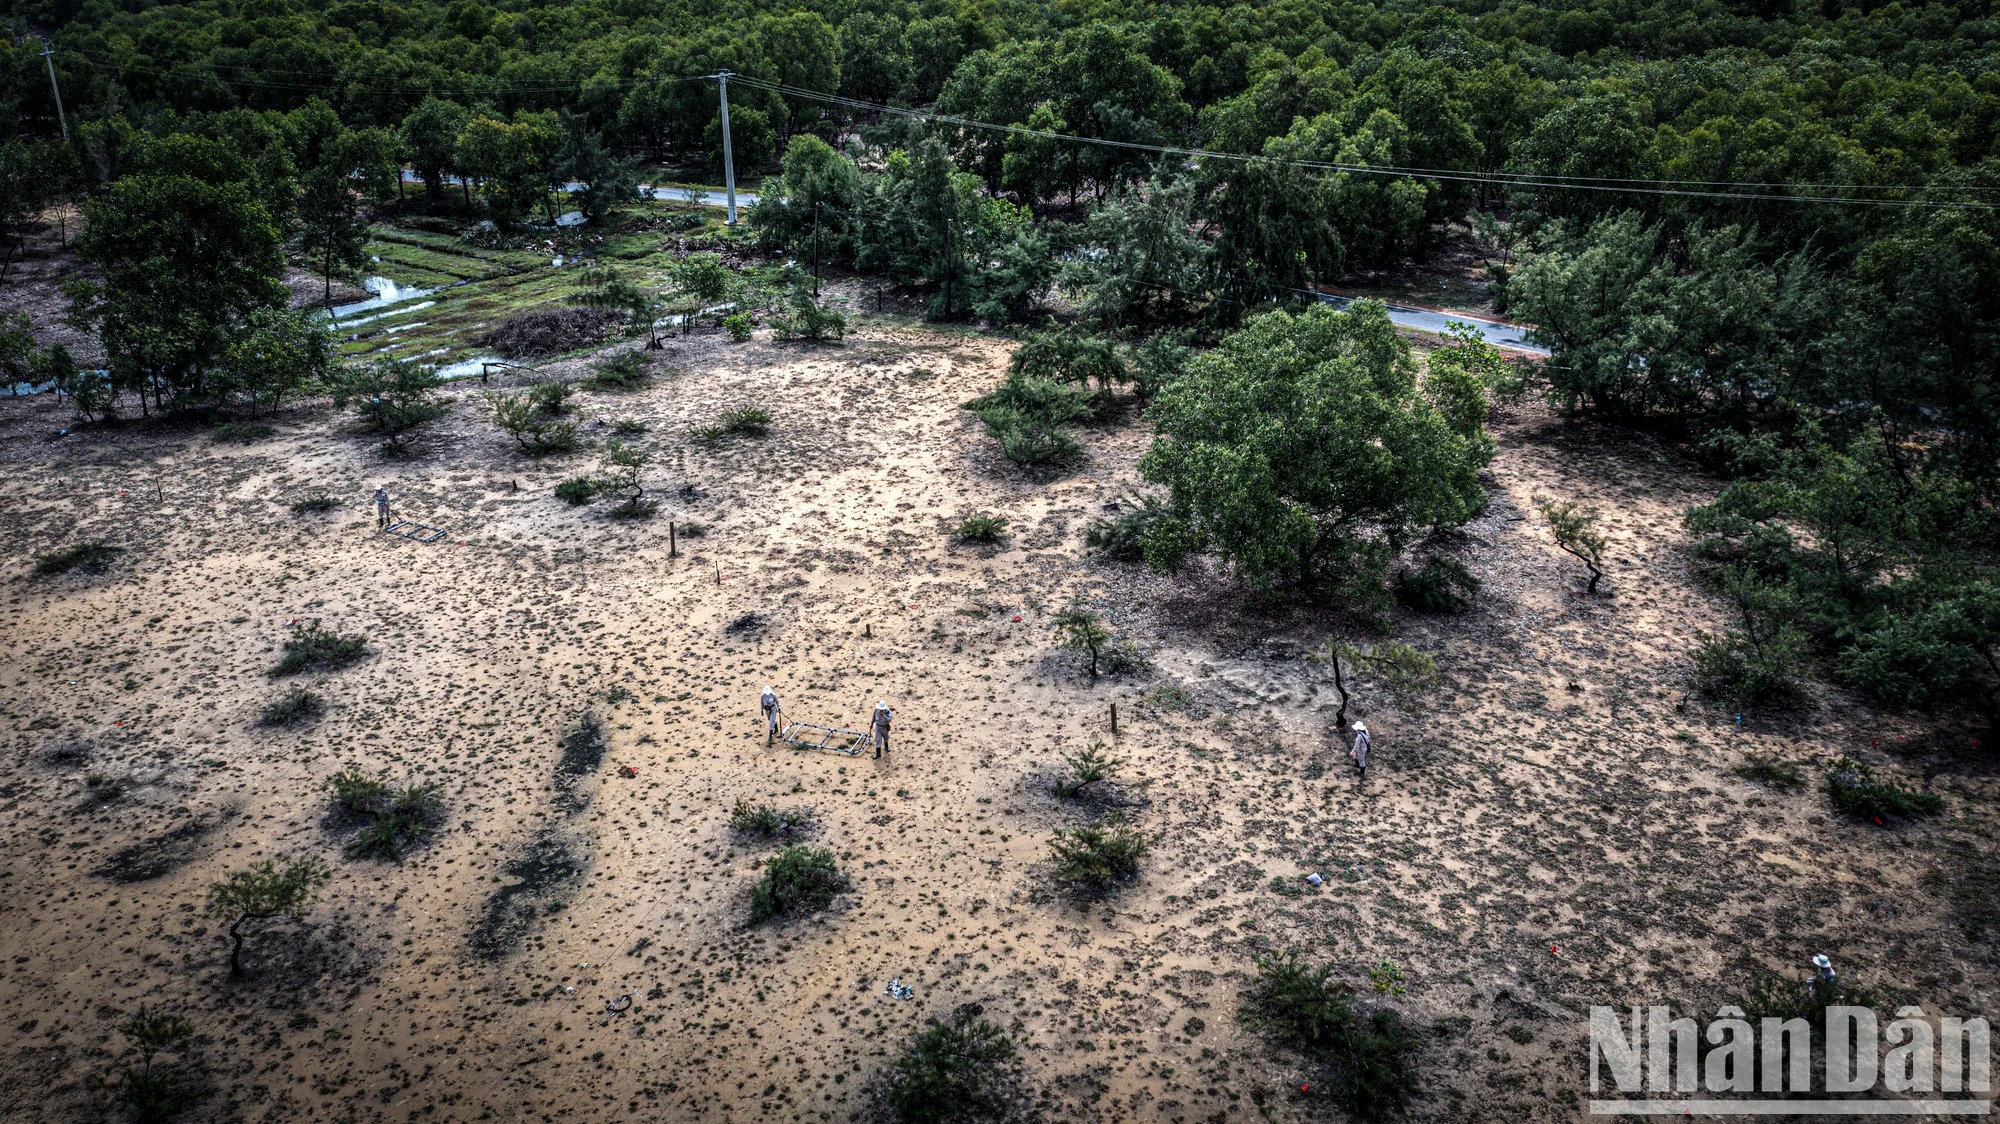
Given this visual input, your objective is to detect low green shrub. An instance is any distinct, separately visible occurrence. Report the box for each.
[992,416,1080,464]
[1085,494,1166,562]
[954,514,1007,543]
[1240,951,1421,1122]
[1131,331,1190,397]
[259,688,325,728]
[884,1004,1020,1124]
[528,380,574,415]
[34,541,121,576]
[489,391,579,455]
[327,766,391,815]
[1055,741,1123,797]
[723,312,755,341]
[268,620,368,677]
[204,854,331,975]
[770,286,845,342]
[555,477,600,506]
[348,782,443,861]
[1826,756,1942,820]
[288,495,339,515]
[1048,819,1147,887]
[747,844,848,924]
[720,406,771,436]
[1009,326,1128,390]
[327,768,442,860]
[328,358,446,451]
[590,353,649,390]
[1394,556,1480,614]
[599,439,656,518]
[1056,602,1112,677]
[728,799,804,837]
[966,372,1091,466]
[1369,960,1407,996]
[1693,628,1810,706]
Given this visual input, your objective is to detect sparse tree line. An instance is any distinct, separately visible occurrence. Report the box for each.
[1505,200,2000,715]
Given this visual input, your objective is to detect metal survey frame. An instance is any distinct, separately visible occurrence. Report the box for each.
[777,720,869,756]
[383,520,448,544]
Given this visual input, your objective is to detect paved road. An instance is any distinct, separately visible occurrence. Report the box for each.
[398,171,761,210]
[636,184,760,208]
[1316,293,1547,355]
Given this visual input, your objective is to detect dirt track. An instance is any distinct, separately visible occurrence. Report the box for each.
[1,321,1993,1123]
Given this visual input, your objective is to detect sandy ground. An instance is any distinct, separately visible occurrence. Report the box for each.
[1,319,1996,1124]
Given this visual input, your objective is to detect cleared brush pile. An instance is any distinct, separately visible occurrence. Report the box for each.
[477,308,626,359]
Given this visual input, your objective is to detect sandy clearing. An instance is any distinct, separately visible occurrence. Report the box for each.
[0,321,1994,1124]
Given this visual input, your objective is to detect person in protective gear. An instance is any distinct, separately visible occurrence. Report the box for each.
[871,702,892,759]
[760,687,781,743]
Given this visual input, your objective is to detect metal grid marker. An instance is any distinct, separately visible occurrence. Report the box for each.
[776,720,869,756]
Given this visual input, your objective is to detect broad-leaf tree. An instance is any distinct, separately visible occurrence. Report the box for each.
[1139,300,1488,598]
[66,134,288,413]
[404,98,469,207]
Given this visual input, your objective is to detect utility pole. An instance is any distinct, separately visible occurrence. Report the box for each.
[716,69,738,225]
[811,202,821,299]
[40,39,67,140]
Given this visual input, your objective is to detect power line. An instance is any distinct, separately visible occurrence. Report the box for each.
[759,197,1459,326]
[42,43,2000,209]
[731,76,1998,210]
[59,45,711,97]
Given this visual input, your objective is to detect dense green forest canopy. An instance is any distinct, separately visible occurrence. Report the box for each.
[5,0,2000,715]
[6,0,1997,181]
